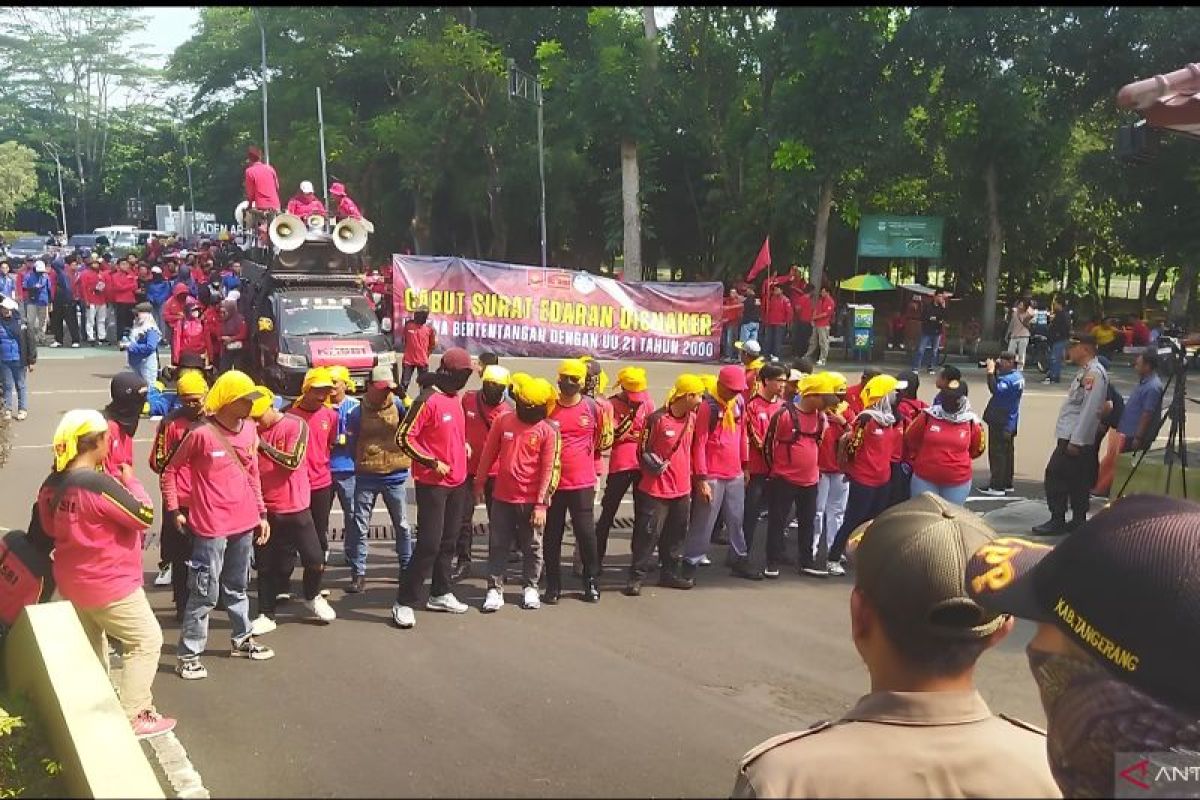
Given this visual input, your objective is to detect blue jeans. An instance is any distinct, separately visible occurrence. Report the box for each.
[738,321,760,344]
[762,324,786,357]
[910,475,972,506]
[722,324,738,360]
[132,356,158,388]
[0,361,27,412]
[1048,339,1067,382]
[178,532,254,660]
[333,472,356,519]
[912,333,940,370]
[347,478,413,577]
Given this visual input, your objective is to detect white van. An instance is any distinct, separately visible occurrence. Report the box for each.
[93,225,139,257]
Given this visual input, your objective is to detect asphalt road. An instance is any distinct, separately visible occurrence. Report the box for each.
[3,347,1195,797]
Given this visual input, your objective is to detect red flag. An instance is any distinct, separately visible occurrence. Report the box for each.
[745,236,771,282]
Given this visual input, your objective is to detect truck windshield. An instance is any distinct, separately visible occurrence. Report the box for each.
[280,295,379,336]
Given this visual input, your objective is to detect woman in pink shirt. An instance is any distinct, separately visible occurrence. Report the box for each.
[37,409,175,739]
[596,367,653,567]
[163,370,273,680]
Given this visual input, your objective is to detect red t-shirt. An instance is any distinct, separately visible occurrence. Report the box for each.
[896,397,929,463]
[745,394,781,477]
[608,391,652,474]
[818,405,854,474]
[257,414,311,514]
[764,294,792,325]
[722,298,743,326]
[549,397,603,491]
[108,269,138,304]
[102,419,135,478]
[812,294,836,328]
[402,322,435,366]
[244,161,281,211]
[463,390,512,477]
[905,413,985,486]
[692,395,748,481]
[474,414,560,508]
[162,419,266,537]
[765,404,824,487]
[845,415,900,487]
[288,403,337,490]
[637,407,695,500]
[78,268,108,306]
[37,469,155,608]
[150,411,194,506]
[793,294,813,324]
[397,388,468,486]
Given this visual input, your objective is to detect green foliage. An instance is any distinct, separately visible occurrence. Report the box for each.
[0,142,37,226]
[0,695,63,798]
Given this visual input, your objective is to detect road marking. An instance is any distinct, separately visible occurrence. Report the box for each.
[10,436,153,450]
[326,496,637,517]
[29,388,110,395]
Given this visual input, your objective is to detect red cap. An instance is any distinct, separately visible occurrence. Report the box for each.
[440,347,471,371]
[718,364,748,392]
[329,182,346,196]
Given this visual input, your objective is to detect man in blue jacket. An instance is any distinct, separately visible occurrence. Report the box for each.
[21,260,51,344]
[49,256,82,348]
[0,297,37,420]
[978,352,1024,496]
[144,266,172,334]
[125,302,162,387]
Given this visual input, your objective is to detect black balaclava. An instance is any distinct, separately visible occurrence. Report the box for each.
[583,361,602,397]
[515,399,548,424]
[421,366,472,396]
[104,372,148,437]
[557,376,582,398]
[480,381,506,406]
[413,310,430,325]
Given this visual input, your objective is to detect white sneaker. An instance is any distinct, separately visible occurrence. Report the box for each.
[828,562,846,577]
[71,342,80,348]
[319,588,331,598]
[249,614,277,636]
[303,595,337,623]
[426,593,469,614]
[699,554,712,566]
[14,410,26,421]
[482,588,504,613]
[391,603,415,628]
[976,487,1006,497]
[153,564,172,586]
[521,586,541,610]
[49,341,61,348]
[816,360,826,366]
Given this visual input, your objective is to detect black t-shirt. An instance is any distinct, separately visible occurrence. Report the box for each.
[921,301,947,336]
[742,296,760,324]
[1049,309,1072,341]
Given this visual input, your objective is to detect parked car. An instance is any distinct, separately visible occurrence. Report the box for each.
[67,233,110,259]
[6,236,57,262]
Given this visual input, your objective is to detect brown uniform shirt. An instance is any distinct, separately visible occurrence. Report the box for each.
[732,690,1061,799]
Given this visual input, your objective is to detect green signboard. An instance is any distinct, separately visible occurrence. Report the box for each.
[857,215,944,259]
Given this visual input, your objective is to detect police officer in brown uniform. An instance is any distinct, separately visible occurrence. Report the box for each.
[732,493,1061,799]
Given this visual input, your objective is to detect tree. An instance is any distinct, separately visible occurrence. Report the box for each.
[0,141,37,225]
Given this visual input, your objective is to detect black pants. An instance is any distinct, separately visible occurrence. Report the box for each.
[1044,439,1097,523]
[988,424,1015,491]
[310,484,334,553]
[742,474,769,552]
[887,461,912,507]
[830,480,891,562]
[596,469,638,563]
[114,302,135,340]
[487,500,542,589]
[544,486,599,584]
[400,363,428,397]
[160,503,191,615]
[793,321,813,357]
[766,478,819,568]
[219,348,244,374]
[628,490,690,581]
[396,482,469,606]
[49,300,81,346]
[257,509,324,616]
[456,477,493,563]
[74,300,88,342]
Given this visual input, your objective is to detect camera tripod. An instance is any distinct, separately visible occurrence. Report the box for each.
[1115,342,1197,499]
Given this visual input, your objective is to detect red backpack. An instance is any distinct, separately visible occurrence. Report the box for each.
[0,512,56,631]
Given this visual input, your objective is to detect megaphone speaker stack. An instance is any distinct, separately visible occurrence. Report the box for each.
[270,213,307,251]
[332,217,369,254]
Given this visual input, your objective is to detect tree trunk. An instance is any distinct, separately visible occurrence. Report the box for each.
[643,6,657,40]
[809,177,834,296]
[1138,261,1150,314]
[1147,259,1169,307]
[411,188,432,255]
[981,162,1004,340]
[470,212,482,259]
[621,137,643,280]
[484,140,507,260]
[1167,260,1195,326]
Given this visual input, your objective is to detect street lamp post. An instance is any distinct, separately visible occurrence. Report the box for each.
[180,124,196,237]
[508,59,548,268]
[44,143,68,239]
[253,9,270,164]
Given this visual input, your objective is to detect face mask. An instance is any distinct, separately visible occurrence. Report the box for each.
[515,401,547,424]
[557,378,581,397]
[941,395,963,414]
[481,383,506,406]
[435,368,471,395]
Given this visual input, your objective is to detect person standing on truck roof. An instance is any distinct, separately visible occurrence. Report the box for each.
[399,306,436,397]
[286,181,327,218]
[243,146,280,213]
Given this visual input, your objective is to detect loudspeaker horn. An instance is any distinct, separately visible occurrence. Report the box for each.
[234,200,250,228]
[332,217,369,254]
[269,213,307,251]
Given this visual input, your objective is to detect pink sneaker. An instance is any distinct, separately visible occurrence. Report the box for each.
[131,710,176,739]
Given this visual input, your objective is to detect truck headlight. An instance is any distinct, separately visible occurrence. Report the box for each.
[277,353,308,368]
[375,351,396,366]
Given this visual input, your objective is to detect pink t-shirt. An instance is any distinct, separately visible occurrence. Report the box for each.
[637,408,695,500]
[692,396,748,481]
[397,389,467,487]
[288,404,336,490]
[549,398,602,491]
[163,419,266,536]
[257,414,311,514]
[37,469,155,608]
[607,391,652,474]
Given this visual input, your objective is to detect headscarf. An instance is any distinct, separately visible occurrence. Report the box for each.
[203,370,261,415]
[710,383,739,432]
[328,365,356,394]
[926,395,978,425]
[104,372,149,437]
[666,373,705,407]
[700,374,718,398]
[176,369,208,397]
[249,386,276,419]
[52,409,108,472]
[858,374,899,427]
[301,366,335,397]
[617,367,648,393]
